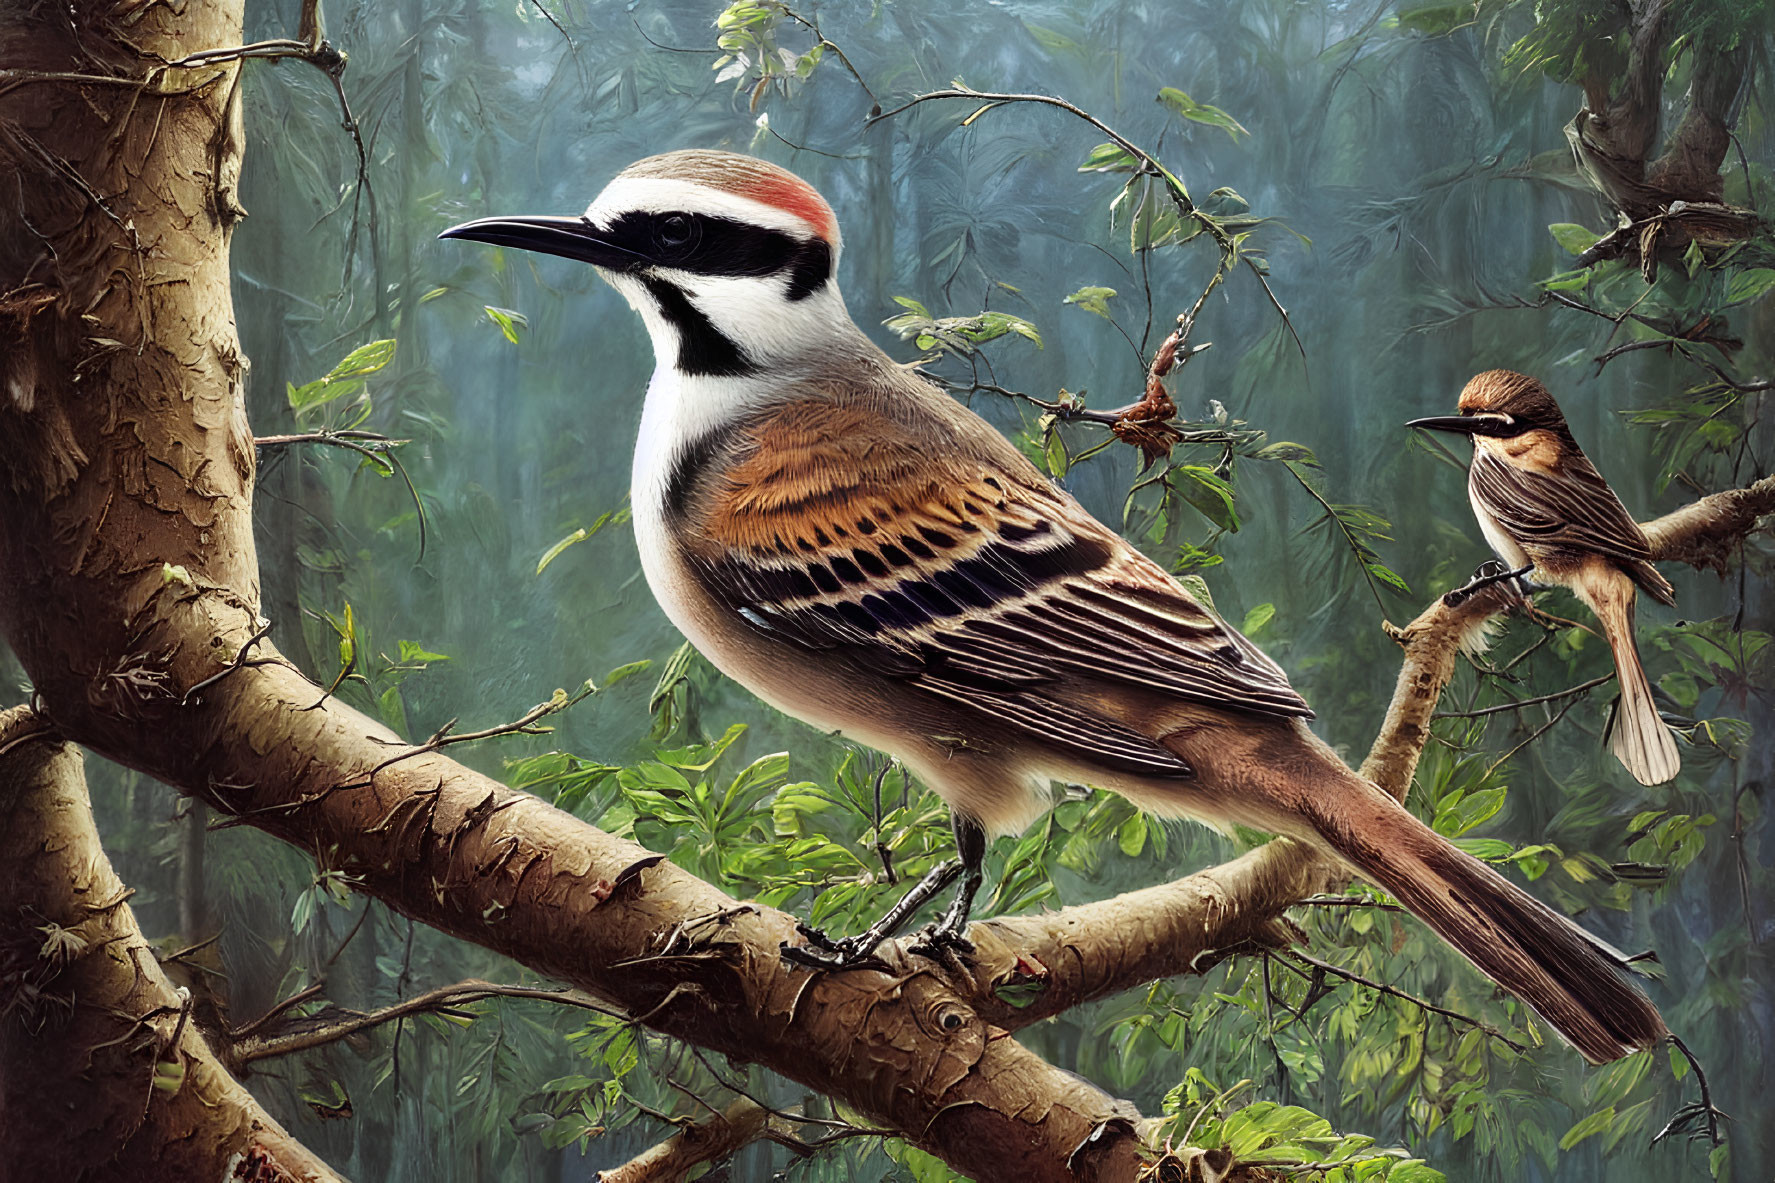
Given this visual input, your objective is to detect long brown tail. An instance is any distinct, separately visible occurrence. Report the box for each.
[1590,585,1680,786]
[1302,778,1666,1064]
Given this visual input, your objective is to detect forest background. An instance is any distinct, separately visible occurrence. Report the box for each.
[2,0,1772,1180]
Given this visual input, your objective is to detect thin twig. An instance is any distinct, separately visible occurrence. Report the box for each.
[180,620,275,706]
[524,0,575,50]
[1294,894,1406,914]
[1433,673,1613,720]
[867,87,1229,259]
[1483,694,1584,778]
[229,980,328,1041]
[360,682,595,781]
[1279,949,1529,1053]
[232,980,626,1065]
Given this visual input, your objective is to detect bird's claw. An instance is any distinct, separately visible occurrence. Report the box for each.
[1442,560,1533,608]
[780,923,890,972]
[793,920,845,953]
[908,922,975,961]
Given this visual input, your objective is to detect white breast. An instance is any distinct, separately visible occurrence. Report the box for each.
[630,366,715,649]
[1468,478,1530,570]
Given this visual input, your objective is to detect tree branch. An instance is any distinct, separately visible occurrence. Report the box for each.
[0,708,341,1181]
[595,1097,776,1183]
[1640,474,1775,574]
[229,979,625,1067]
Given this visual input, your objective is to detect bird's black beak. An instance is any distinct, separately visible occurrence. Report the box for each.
[438,215,647,270]
[1406,414,1515,438]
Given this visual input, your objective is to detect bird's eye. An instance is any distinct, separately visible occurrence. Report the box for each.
[656,214,694,251]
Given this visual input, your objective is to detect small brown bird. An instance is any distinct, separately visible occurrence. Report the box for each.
[443,153,1665,1062]
[1410,370,1680,786]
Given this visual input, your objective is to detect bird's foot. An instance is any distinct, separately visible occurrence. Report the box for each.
[908,883,978,965]
[779,922,891,972]
[1442,560,1533,608]
[908,921,975,962]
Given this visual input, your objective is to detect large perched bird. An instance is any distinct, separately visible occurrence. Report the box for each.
[1409,371,1680,786]
[443,151,1665,1063]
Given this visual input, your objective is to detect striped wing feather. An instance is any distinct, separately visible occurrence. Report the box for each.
[1468,449,1673,604]
[681,396,1311,778]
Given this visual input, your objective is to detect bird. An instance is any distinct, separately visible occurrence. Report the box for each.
[1408,371,1680,786]
[442,150,1666,1063]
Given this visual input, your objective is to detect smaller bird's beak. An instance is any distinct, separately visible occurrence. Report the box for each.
[438,215,646,269]
[1406,414,1513,438]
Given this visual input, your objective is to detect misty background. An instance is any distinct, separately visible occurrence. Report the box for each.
[55,0,1772,1179]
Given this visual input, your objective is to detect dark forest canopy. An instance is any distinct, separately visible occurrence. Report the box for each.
[0,1,1771,1180]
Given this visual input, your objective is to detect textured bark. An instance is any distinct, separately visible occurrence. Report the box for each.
[1640,475,1775,575]
[0,708,340,1183]
[595,1098,779,1183]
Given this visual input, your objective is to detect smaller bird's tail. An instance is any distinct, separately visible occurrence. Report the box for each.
[1594,591,1680,786]
[1303,775,1666,1064]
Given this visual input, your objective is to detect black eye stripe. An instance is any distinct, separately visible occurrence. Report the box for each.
[784,238,831,301]
[602,211,831,292]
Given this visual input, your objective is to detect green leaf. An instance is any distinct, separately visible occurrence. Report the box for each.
[291,887,316,936]
[1255,441,1319,465]
[1725,267,1775,305]
[538,529,587,574]
[1078,141,1140,173]
[1117,812,1148,857]
[1063,285,1118,320]
[377,684,407,733]
[1539,268,1591,291]
[886,1141,967,1183]
[1201,186,1250,217]
[483,305,528,344]
[599,660,652,689]
[536,508,630,574]
[287,338,396,414]
[397,640,451,664]
[1547,223,1601,254]
[1453,837,1514,860]
[1156,87,1248,140]
[1591,1050,1651,1109]
[1558,1107,1615,1151]
[1176,465,1239,531]
[1242,602,1276,637]
[1435,785,1505,837]
[1044,426,1070,478]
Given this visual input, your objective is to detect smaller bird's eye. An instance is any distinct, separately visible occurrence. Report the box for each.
[656,214,694,249]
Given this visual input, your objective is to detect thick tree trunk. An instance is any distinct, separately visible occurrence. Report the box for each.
[0,708,341,1182]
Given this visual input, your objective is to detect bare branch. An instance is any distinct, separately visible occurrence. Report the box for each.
[1277,948,1531,1054]
[231,979,625,1066]
[1434,674,1614,720]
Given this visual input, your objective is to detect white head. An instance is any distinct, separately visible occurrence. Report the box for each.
[441,150,863,380]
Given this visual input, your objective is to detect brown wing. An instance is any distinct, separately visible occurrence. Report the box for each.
[680,395,1312,780]
[1468,448,1672,603]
